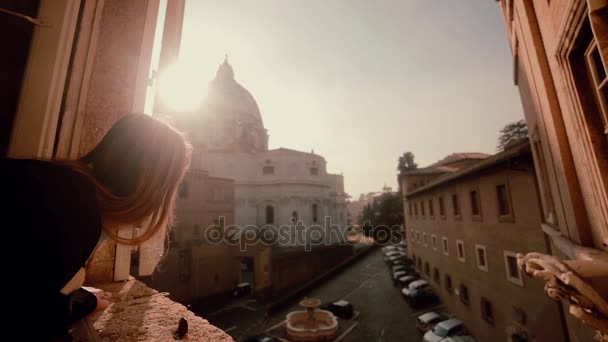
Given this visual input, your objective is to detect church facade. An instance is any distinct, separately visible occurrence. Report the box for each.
[182,58,348,241]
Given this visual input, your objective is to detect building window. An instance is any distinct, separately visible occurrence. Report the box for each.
[475,244,488,272]
[459,284,469,305]
[433,267,440,284]
[414,202,418,216]
[439,197,445,218]
[416,231,420,244]
[263,165,275,175]
[442,237,449,256]
[312,204,319,223]
[504,250,524,286]
[585,38,608,135]
[496,184,513,219]
[481,297,494,324]
[421,200,425,216]
[428,199,434,217]
[409,202,413,216]
[417,258,422,269]
[452,194,461,218]
[470,190,481,218]
[456,240,465,263]
[431,234,437,251]
[266,205,275,224]
[445,274,453,293]
[423,232,428,247]
[424,262,430,276]
[310,167,319,175]
[291,211,299,223]
[179,182,188,198]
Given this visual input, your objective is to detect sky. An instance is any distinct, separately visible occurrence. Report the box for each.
[175,0,524,197]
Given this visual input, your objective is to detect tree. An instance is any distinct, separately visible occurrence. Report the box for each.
[397,152,418,175]
[497,119,528,151]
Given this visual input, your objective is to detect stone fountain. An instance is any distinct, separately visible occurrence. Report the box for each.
[285,298,339,341]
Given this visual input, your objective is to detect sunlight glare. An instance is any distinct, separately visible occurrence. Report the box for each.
[158,61,206,112]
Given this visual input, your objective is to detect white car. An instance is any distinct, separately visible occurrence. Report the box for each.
[385,250,405,257]
[393,270,407,280]
[417,311,449,333]
[423,319,467,342]
[401,279,429,296]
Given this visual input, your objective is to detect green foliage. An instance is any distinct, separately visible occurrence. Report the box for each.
[497,119,528,151]
[397,152,418,175]
[359,192,404,236]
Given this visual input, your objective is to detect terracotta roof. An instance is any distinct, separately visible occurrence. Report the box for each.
[406,140,530,198]
[431,152,490,167]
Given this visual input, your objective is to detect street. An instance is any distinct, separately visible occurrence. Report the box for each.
[205,248,432,341]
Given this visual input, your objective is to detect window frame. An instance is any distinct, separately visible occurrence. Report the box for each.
[480,296,495,324]
[469,188,482,221]
[438,196,446,219]
[423,232,428,247]
[445,274,453,293]
[442,236,449,256]
[456,240,465,263]
[459,283,470,305]
[496,182,515,222]
[433,267,440,284]
[431,234,437,251]
[428,198,434,218]
[504,250,524,286]
[263,165,275,175]
[452,193,462,220]
[475,244,488,272]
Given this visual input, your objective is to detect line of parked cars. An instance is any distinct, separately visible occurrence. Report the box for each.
[383,244,475,342]
[383,244,440,309]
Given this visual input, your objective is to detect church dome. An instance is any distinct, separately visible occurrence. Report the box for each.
[199,56,269,153]
[206,56,264,128]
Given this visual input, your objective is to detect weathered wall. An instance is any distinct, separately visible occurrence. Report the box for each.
[271,244,354,292]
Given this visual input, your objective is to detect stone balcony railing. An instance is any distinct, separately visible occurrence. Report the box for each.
[90,277,233,341]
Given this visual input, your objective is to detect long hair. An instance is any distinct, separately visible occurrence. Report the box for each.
[63,114,192,245]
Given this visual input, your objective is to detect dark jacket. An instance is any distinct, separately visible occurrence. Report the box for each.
[1,158,102,340]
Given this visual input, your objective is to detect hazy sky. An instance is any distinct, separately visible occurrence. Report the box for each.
[177,0,523,197]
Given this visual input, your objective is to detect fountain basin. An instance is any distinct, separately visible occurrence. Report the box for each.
[285,309,339,341]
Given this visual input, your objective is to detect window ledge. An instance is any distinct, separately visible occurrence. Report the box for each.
[91,278,232,341]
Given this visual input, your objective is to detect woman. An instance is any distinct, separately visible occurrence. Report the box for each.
[3,114,191,340]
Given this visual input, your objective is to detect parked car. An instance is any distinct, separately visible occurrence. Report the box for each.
[392,270,408,283]
[407,289,440,309]
[233,282,252,297]
[396,275,419,287]
[384,250,405,257]
[320,300,355,319]
[423,319,467,342]
[416,311,450,333]
[391,257,412,267]
[440,336,476,342]
[392,265,408,273]
[244,334,278,342]
[382,245,398,253]
[401,279,429,295]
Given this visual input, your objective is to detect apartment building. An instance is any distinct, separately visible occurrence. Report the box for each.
[401,141,566,341]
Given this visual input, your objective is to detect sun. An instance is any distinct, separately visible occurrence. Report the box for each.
[157,61,206,113]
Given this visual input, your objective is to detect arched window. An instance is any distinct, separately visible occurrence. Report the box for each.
[266,205,275,224]
[312,204,318,223]
[291,211,298,223]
